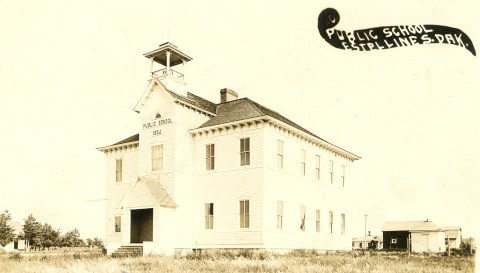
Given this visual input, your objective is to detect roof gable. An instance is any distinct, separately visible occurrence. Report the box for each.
[118,175,176,209]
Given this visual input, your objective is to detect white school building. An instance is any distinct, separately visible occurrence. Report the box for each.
[98,42,361,255]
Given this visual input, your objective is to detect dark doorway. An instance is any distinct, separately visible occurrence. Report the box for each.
[130,208,153,243]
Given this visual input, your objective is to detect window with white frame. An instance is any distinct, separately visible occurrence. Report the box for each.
[239,200,250,228]
[114,216,121,232]
[300,149,306,176]
[300,205,306,231]
[277,201,283,229]
[151,144,164,171]
[316,209,321,232]
[329,211,333,234]
[206,144,215,170]
[277,140,283,169]
[341,165,346,187]
[205,203,214,229]
[329,160,334,183]
[341,213,346,235]
[315,155,321,180]
[115,158,122,182]
[240,138,250,166]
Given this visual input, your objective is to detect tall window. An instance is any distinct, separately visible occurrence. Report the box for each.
[206,144,215,170]
[315,155,321,180]
[277,201,283,229]
[329,211,333,234]
[205,203,214,229]
[329,160,334,184]
[316,209,321,232]
[115,158,122,182]
[114,216,121,232]
[300,205,306,231]
[341,165,346,187]
[341,213,346,235]
[240,138,250,166]
[277,140,283,169]
[300,149,306,176]
[239,200,250,228]
[151,144,164,171]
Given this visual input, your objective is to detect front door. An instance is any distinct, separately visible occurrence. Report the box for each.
[130,208,153,243]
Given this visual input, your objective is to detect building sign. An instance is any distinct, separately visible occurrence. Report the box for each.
[317,8,476,56]
[142,118,172,136]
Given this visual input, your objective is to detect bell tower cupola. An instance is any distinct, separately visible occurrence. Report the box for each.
[143,42,193,93]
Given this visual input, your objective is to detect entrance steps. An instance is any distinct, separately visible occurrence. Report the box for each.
[111,244,143,258]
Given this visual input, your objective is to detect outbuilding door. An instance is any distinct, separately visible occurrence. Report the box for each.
[130,208,153,243]
[421,234,429,252]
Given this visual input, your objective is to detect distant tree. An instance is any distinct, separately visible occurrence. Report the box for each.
[92,237,103,247]
[0,210,15,247]
[42,223,61,250]
[23,214,43,250]
[86,237,103,248]
[62,228,82,248]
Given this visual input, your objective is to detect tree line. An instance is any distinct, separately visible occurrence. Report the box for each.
[0,210,103,250]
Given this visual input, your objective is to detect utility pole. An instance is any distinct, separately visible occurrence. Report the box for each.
[364,214,368,250]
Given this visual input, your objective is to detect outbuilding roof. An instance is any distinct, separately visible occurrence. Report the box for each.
[442,226,462,238]
[382,221,442,232]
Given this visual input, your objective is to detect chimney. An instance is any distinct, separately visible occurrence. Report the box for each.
[220,88,238,103]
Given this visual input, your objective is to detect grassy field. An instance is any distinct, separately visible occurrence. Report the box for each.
[0,249,475,273]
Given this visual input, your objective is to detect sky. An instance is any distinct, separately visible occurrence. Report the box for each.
[0,0,479,240]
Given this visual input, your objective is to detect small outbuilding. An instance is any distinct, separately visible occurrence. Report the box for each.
[1,221,26,252]
[352,231,382,250]
[442,226,462,249]
[382,220,446,253]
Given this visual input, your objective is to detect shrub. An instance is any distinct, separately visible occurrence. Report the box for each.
[9,252,22,261]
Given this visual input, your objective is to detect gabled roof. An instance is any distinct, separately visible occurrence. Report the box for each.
[8,221,22,235]
[196,97,360,160]
[118,175,176,209]
[382,221,442,232]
